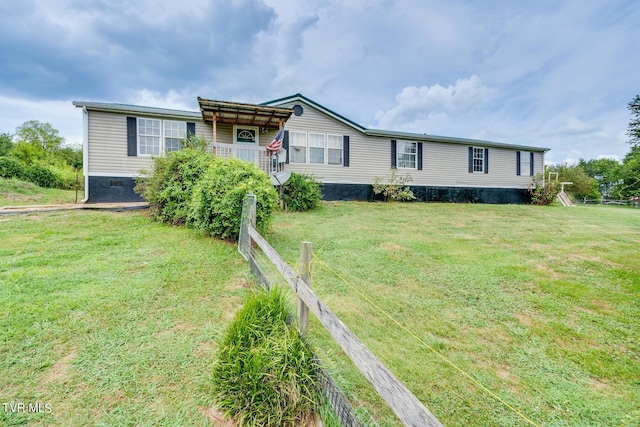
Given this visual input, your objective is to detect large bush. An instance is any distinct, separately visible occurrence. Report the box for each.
[212,287,319,426]
[25,164,62,188]
[189,158,279,241]
[0,156,27,180]
[135,148,215,225]
[282,173,322,212]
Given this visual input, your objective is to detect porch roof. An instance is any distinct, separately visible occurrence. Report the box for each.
[197,97,293,129]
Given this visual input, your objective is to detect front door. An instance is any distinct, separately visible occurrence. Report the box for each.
[233,126,259,163]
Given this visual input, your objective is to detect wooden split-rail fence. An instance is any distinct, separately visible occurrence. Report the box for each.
[241,195,443,427]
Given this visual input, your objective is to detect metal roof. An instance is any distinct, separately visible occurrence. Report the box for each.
[72,101,201,120]
[262,93,549,153]
[197,97,293,129]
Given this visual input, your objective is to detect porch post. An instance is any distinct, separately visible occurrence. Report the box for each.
[212,115,217,153]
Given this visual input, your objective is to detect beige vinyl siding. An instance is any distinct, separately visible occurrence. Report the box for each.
[278,101,386,184]
[277,100,542,189]
[87,110,210,176]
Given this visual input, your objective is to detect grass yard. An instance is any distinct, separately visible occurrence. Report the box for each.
[0,210,249,426]
[0,178,83,206]
[1,201,638,426]
[263,202,640,427]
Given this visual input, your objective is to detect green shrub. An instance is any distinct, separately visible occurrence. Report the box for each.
[46,163,82,190]
[0,156,27,180]
[135,149,215,225]
[282,173,322,212]
[188,158,279,241]
[373,168,416,202]
[25,164,62,188]
[212,287,319,426]
[529,173,560,205]
[180,134,209,151]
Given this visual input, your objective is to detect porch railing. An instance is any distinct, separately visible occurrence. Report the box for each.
[211,142,273,174]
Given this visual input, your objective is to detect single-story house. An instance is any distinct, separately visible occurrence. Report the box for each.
[72,93,549,204]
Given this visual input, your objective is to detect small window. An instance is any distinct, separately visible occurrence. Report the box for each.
[289,131,307,164]
[234,126,258,144]
[397,141,417,169]
[473,147,485,173]
[327,135,343,165]
[138,119,161,156]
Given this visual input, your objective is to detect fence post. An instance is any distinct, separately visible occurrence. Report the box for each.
[249,197,256,251]
[298,241,312,334]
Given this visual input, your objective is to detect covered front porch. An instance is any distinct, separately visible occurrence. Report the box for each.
[198,97,293,175]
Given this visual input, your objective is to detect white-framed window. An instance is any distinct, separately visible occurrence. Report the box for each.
[138,118,161,156]
[138,119,189,156]
[289,131,307,164]
[327,134,343,165]
[520,151,531,176]
[289,131,344,165]
[164,121,186,153]
[473,147,485,173]
[233,125,259,145]
[309,133,325,164]
[397,141,417,169]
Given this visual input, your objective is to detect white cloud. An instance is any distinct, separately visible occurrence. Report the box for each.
[125,89,197,111]
[374,76,497,131]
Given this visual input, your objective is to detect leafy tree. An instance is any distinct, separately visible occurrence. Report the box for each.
[616,146,640,199]
[9,141,46,166]
[628,95,640,147]
[15,120,64,152]
[547,163,599,201]
[578,157,621,198]
[55,144,83,169]
[0,132,13,156]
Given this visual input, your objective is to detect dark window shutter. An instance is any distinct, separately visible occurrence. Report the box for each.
[186,122,195,138]
[417,142,423,170]
[283,130,289,164]
[468,147,473,173]
[530,152,534,176]
[343,135,350,167]
[484,148,489,174]
[127,117,137,157]
[516,151,521,176]
[391,140,397,168]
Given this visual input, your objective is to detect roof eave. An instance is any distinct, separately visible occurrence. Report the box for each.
[72,101,201,120]
[364,128,550,152]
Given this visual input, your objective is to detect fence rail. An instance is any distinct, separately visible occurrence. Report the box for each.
[241,193,442,427]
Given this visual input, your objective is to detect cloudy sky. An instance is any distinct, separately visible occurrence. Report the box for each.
[0,0,638,164]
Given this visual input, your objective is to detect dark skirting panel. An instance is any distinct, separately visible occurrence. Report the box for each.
[321,183,531,204]
[87,176,145,203]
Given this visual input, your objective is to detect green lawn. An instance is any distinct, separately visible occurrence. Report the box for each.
[1,202,638,426]
[0,210,248,426]
[0,178,83,206]
[263,202,640,427]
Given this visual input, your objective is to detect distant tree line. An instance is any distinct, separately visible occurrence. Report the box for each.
[543,95,640,203]
[0,120,82,189]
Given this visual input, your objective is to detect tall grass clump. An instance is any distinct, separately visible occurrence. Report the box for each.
[212,287,319,426]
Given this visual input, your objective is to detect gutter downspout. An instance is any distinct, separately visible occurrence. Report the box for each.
[81,106,89,203]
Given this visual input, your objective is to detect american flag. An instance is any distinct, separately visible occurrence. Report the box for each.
[266,126,284,152]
